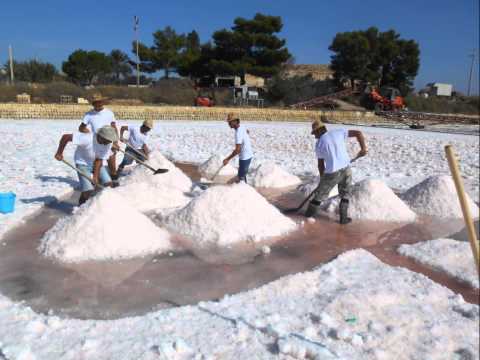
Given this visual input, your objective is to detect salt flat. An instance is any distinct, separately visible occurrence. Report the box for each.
[0,119,478,359]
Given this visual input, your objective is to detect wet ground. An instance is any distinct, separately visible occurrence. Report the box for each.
[0,163,478,320]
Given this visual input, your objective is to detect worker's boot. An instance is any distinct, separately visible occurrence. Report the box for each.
[305,199,321,218]
[339,198,352,225]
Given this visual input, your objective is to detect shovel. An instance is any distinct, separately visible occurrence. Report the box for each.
[61,159,104,189]
[121,140,148,159]
[280,155,362,214]
[118,148,169,175]
[209,165,224,181]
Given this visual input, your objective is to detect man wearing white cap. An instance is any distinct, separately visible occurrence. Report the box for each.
[93,126,119,187]
[54,131,114,204]
[223,114,253,183]
[306,115,367,224]
[118,120,154,173]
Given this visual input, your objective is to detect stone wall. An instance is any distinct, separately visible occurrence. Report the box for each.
[0,103,380,123]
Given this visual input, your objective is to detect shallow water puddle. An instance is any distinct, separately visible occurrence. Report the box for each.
[0,163,477,320]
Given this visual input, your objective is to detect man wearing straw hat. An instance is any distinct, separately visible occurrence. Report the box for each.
[78,93,119,179]
[117,120,154,173]
[223,113,253,183]
[306,115,367,224]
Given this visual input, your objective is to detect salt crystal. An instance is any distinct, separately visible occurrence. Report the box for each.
[401,175,479,219]
[162,183,297,248]
[322,179,416,222]
[261,245,271,255]
[198,154,237,178]
[250,161,301,188]
[39,189,173,262]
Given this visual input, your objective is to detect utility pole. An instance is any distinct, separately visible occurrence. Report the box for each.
[134,15,140,87]
[467,51,475,96]
[8,45,14,85]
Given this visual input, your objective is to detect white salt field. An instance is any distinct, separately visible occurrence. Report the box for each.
[0,120,479,359]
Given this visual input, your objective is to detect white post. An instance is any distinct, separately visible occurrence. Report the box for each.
[8,45,14,85]
[134,16,140,88]
[467,51,475,96]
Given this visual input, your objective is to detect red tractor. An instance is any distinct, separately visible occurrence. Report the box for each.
[194,87,215,107]
[366,86,405,112]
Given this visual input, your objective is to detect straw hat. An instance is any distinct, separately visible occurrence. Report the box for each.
[90,93,109,103]
[97,126,118,142]
[226,113,238,122]
[311,118,326,134]
[142,119,154,129]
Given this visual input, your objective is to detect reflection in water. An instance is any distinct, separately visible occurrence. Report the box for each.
[0,163,477,320]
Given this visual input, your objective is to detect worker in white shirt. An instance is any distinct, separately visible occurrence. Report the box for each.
[118,119,153,173]
[78,93,119,179]
[54,131,113,205]
[92,126,119,187]
[223,113,253,183]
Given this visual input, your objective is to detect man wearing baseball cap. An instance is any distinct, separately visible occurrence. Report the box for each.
[306,115,367,224]
[118,120,154,173]
[223,113,253,183]
[92,126,119,187]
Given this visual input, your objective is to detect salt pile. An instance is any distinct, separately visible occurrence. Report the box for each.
[113,181,191,213]
[323,179,416,222]
[162,182,297,248]
[198,154,237,178]
[250,161,301,188]
[39,189,173,262]
[121,150,193,192]
[401,175,479,219]
[398,238,479,289]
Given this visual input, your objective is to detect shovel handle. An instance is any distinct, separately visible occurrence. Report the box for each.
[61,159,103,189]
[118,147,155,172]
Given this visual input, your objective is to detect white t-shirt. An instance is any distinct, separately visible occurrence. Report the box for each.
[81,108,116,134]
[235,125,253,160]
[93,136,113,161]
[127,126,148,149]
[72,132,95,166]
[315,129,350,174]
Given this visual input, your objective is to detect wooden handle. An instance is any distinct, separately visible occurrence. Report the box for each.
[445,145,480,275]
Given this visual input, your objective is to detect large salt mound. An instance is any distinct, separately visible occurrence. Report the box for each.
[121,150,193,192]
[323,179,417,222]
[162,182,297,247]
[113,181,191,213]
[401,175,479,219]
[198,154,237,178]
[250,161,301,188]
[39,189,173,262]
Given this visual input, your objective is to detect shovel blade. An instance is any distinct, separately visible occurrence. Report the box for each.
[153,168,169,175]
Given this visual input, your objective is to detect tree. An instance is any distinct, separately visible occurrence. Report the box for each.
[108,49,132,83]
[177,31,202,77]
[6,59,58,83]
[329,27,420,94]
[134,26,186,78]
[207,13,291,81]
[62,50,112,85]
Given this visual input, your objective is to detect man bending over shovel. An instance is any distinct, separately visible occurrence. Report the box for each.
[118,119,153,174]
[54,131,114,205]
[305,116,367,224]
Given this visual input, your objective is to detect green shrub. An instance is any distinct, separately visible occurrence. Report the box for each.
[405,95,479,115]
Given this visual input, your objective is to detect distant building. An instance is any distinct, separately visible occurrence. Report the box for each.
[420,83,453,97]
[280,64,334,81]
[215,73,265,88]
[16,93,31,104]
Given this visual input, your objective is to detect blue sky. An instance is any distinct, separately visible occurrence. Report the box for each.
[1,0,478,94]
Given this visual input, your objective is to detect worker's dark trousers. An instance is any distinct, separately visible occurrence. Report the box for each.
[306,166,352,217]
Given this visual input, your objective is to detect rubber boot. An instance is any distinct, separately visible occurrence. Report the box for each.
[305,199,321,218]
[339,198,352,225]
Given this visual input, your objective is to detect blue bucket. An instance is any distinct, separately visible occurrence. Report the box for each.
[0,192,16,214]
